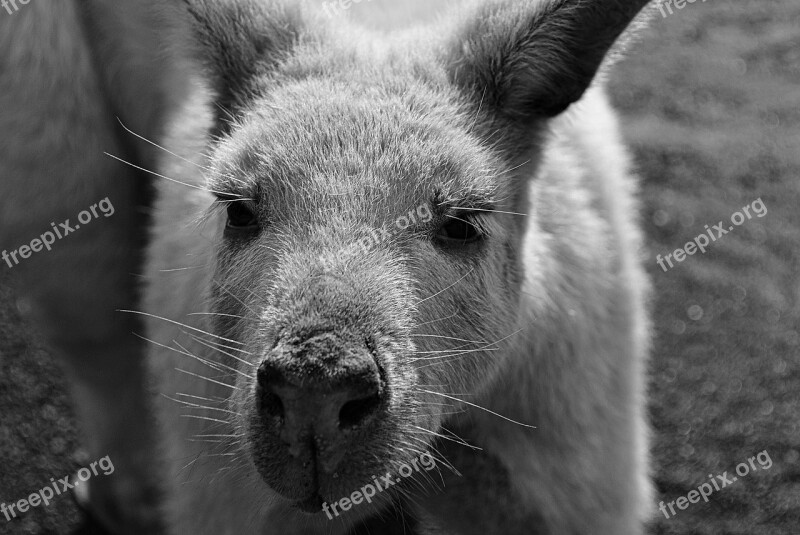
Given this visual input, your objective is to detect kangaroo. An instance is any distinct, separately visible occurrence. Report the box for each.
[143,0,655,533]
[1,0,654,534]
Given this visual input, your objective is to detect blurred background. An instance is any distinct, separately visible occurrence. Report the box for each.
[1,0,798,533]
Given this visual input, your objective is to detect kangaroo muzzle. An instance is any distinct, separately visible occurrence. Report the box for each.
[256,333,386,473]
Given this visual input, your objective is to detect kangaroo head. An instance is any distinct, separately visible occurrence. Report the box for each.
[179,0,649,514]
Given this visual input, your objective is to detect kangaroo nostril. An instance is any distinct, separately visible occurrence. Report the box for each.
[260,390,285,420]
[339,392,382,429]
[257,361,286,420]
[256,359,276,388]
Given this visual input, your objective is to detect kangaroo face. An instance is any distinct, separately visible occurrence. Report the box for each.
[207,73,527,509]
[180,0,649,515]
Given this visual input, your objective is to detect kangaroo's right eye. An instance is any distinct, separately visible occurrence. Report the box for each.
[226,201,259,230]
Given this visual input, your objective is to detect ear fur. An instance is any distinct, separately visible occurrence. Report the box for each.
[446,0,653,123]
[177,0,307,132]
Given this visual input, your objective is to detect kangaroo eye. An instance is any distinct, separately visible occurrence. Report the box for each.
[226,201,259,230]
[435,215,482,244]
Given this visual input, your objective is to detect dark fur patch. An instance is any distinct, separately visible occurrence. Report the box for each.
[181,0,306,132]
[446,0,651,122]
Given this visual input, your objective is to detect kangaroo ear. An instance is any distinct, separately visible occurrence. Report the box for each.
[177,0,306,133]
[446,0,651,123]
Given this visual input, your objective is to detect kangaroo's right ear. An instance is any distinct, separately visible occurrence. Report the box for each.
[445,0,651,130]
[174,0,307,134]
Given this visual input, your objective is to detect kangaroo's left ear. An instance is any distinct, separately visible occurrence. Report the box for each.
[445,0,652,124]
[176,0,308,134]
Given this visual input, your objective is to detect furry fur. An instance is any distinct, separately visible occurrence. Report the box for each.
[144,1,654,533]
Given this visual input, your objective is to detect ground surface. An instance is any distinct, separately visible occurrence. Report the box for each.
[1,0,798,534]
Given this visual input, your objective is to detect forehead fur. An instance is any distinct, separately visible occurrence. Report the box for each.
[208,47,510,226]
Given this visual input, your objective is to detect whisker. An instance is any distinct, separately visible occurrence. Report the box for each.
[448,207,528,217]
[182,331,252,354]
[443,214,472,227]
[134,333,224,370]
[181,336,255,370]
[171,341,250,378]
[175,368,238,390]
[159,266,206,273]
[411,425,481,451]
[498,158,532,176]
[119,309,244,345]
[410,333,486,344]
[116,117,218,175]
[104,152,226,195]
[135,333,248,379]
[413,347,499,366]
[188,312,246,320]
[416,389,535,429]
[174,392,228,404]
[241,287,264,309]
[163,394,239,415]
[408,343,478,355]
[397,438,459,477]
[411,328,522,364]
[180,414,231,425]
[416,268,475,305]
[213,279,259,316]
[177,451,205,476]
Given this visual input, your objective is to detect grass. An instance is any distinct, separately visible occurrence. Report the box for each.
[611,0,800,533]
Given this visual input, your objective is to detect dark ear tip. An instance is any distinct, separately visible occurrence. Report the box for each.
[180,0,307,136]
[509,84,590,121]
[445,0,649,125]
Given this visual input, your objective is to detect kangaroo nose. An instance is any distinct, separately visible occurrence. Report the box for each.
[256,338,384,471]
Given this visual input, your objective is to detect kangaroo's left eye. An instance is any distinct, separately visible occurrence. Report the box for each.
[435,215,482,244]
[226,201,259,230]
